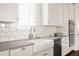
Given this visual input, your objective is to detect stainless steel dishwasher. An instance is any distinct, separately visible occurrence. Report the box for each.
[53,38,61,56]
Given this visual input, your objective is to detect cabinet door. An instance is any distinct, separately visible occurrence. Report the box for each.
[75,35,79,50]
[10,46,33,56]
[75,4,79,50]
[34,48,53,56]
[62,37,74,56]
[0,50,9,56]
[62,37,69,56]
[48,3,63,26]
[63,4,69,35]
[69,4,75,21]
[0,3,18,22]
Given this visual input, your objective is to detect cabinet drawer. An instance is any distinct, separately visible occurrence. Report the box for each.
[34,48,53,56]
[62,37,70,56]
[0,50,9,56]
[10,46,33,56]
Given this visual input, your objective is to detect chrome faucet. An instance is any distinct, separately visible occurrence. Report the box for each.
[28,26,33,39]
[35,34,39,39]
[28,34,33,39]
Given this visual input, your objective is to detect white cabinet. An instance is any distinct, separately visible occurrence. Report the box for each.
[0,50,9,56]
[10,46,33,56]
[62,37,74,56]
[75,4,79,50]
[63,4,69,35]
[75,35,79,50]
[34,48,53,56]
[73,3,79,51]
[42,3,63,26]
[0,3,18,22]
[62,37,70,56]
[62,36,74,56]
[69,4,75,21]
[63,4,75,36]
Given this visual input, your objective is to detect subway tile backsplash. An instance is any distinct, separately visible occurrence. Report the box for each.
[0,23,63,42]
[0,23,30,42]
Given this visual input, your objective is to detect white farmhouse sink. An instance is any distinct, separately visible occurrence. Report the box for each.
[28,39,54,53]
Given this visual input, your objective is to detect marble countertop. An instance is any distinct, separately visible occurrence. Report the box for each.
[0,35,68,51]
[0,39,34,51]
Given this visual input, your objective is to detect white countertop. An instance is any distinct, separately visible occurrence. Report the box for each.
[30,35,69,40]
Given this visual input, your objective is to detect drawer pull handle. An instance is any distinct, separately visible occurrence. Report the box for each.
[43,53,47,56]
[21,48,26,50]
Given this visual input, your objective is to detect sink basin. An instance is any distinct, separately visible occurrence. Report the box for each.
[28,39,52,43]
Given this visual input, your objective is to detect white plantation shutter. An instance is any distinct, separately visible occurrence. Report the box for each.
[29,3,36,26]
[18,3,36,28]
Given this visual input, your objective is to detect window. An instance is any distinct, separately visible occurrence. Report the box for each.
[29,3,36,26]
[17,3,36,29]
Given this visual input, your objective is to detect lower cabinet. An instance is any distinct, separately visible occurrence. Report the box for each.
[34,48,53,56]
[10,46,33,56]
[0,50,9,56]
[62,37,70,56]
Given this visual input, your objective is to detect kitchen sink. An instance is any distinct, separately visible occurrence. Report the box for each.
[28,39,52,43]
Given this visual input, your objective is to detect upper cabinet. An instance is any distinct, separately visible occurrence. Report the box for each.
[42,3,64,26]
[68,4,75,21]
[0,3,18,23]
[63,4,69,35]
